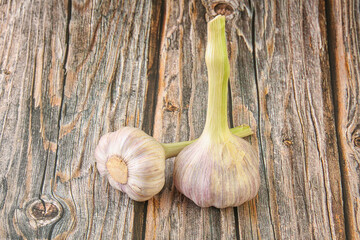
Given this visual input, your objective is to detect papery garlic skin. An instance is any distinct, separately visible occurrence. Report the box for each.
[173,15,260,208]
[174,134,260,208]
[95,127,165,202]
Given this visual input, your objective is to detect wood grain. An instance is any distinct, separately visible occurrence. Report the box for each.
[147,0,238,239]
[327,0,360,238]
[52,0,154,239]
[0,0,354,239]
[0,0,154,238]
[147,0,346,239]
[247,0,345,239]
[0,0,69,238]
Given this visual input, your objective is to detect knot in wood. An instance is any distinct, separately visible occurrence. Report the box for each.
[31,202,59,220]
[26,198,63,227]
[213,3,234,16]
[354,137,360,148]
[283,139,293,146]
[165,102,179,112]
[0,68,11,75]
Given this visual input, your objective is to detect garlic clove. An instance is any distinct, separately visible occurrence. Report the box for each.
[95,127,165,202]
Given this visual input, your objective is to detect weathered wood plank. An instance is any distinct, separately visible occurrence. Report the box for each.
[247,0,345,239]
[203,1,267,239]
[327,0,360,238]
[0,0,349,239]
[0,0,154,238]
[216,1,275,239]
[51,0,154,239]
[146,0,238,239]
[0,0,68,238]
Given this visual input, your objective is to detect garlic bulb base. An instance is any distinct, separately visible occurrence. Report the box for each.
[106,155,128,184]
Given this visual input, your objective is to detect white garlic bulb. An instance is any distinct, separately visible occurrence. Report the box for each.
[174,134,260,208]
[95,127,165,202]
[173,16,260,208]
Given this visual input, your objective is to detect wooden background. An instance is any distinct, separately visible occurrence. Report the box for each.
[0,0,359,239]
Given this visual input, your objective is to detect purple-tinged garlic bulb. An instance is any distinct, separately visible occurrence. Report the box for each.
[174,134,260,208]
[173,16,260,208]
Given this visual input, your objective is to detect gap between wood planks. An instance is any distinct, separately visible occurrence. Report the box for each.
[134,0,167,239]
[325,0,354,239]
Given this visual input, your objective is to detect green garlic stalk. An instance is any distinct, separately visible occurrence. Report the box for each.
[173,15,260,208]
[162,124,252,158]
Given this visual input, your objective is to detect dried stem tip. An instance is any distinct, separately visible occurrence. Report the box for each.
[106,155,128,184]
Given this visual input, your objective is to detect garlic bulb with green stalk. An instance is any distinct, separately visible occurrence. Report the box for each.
[95,125,253,202]
[173,16,260,208]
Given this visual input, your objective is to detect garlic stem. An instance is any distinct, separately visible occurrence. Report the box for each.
[162,124,253,158]
[164,17,245,158]
[203,16,231,140]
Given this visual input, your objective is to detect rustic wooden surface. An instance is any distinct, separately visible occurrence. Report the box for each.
[327,0,360,239]
[0,0,358,239]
